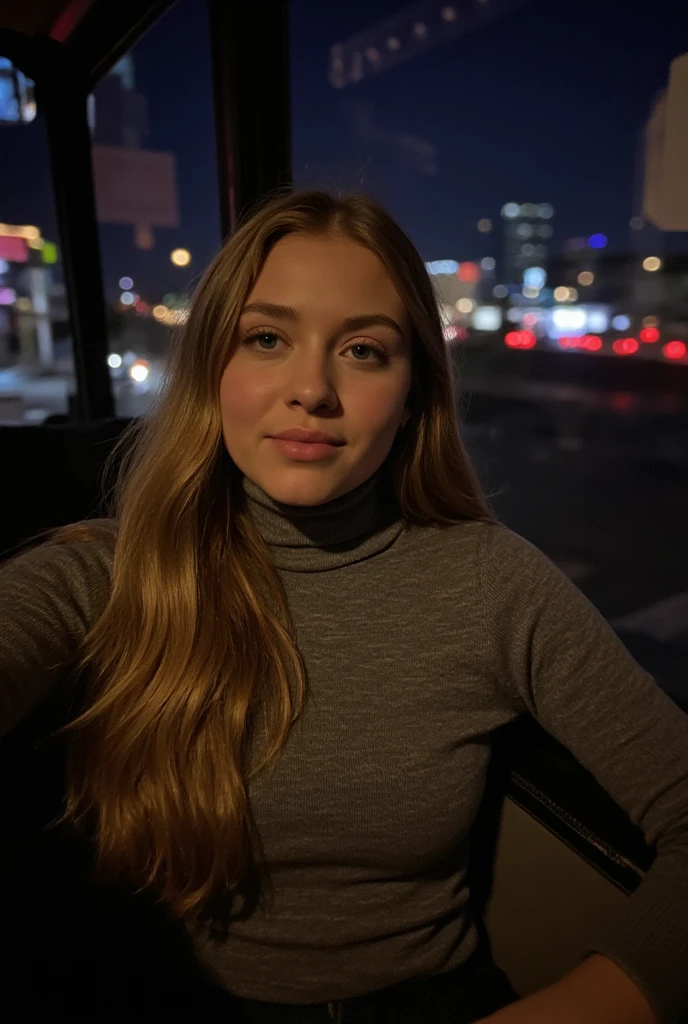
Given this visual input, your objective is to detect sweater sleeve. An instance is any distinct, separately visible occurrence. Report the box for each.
[479,524,688,1024]
[0,523,115,738]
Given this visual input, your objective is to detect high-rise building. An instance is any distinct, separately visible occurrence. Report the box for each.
[500,202,554,286]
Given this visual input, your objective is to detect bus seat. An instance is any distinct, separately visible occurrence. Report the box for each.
[476,714,657,1000]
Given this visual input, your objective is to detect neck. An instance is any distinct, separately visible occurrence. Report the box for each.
[240,467,406,572]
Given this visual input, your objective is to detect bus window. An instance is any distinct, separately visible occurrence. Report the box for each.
[90,0,221,418]
[0,70,72,424]
[290,0,688,706]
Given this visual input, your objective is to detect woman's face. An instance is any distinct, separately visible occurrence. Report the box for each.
[220,233,413,507]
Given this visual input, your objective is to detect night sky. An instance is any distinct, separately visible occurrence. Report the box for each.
[1,0,687,302]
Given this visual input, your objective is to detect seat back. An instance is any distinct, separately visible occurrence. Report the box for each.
[476,716,655,998]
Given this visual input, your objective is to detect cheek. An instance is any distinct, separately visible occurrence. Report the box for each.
[350,379,409,432]
[219,364,269,425]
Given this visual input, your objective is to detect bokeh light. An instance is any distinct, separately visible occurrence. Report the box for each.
[171,248,191,267]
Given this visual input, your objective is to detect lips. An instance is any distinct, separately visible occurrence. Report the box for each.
[271,429,344,446]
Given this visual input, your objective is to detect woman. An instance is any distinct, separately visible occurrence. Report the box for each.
[2,190,687,1024]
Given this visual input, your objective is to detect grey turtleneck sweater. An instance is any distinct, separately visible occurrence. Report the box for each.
[2,467,688,1022]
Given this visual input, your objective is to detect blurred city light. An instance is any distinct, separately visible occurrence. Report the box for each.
[642,256,662,271]
[492,285,508,298]
[613,338,639,355]
[129,359,150,382]
[556,335,602,352]
[171,248,191,267]
[501,203,520,219]
[426,260,458,274]
[553,286,568,302]
[107,353,122,369]
[0,224,26,237]
[522,286,540,298]
[588,234,607,248]
[524,266,546,289]
[413,22,427,38]
[552,307,586,332]
[505,330,536,349]
[612,314,631,330]
[480,257,495,271]
[664,341,686,360]
[472,306,502,331]
[639,327,660,343]
[386,35,401,50]
[586,309,609,332]
[477,218,492,233]
[642,316,658,327]
[567,287,578,301]
[456,298,474,313]
[457,261,480,282]
[119,276,133,290]
[538,204,554,219]
[152,304,168,321]
[441,5,457,21]
[120,291,135,305]
[577,271,594,286]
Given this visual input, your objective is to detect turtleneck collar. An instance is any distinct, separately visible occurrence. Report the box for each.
[240,466,406,572]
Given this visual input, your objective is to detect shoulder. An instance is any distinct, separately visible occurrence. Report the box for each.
[1,518,118,592]
[402,519,570,612]
[403,518,547,570]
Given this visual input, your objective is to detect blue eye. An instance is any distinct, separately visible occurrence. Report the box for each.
[244,331,280,351]
[242,331,389,365]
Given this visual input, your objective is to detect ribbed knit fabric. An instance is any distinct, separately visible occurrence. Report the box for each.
[2,467,688,1022]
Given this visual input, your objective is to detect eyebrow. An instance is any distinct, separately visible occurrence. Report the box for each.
[241,301,404,336]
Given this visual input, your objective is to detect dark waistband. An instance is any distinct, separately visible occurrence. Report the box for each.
[227,945,517,1023]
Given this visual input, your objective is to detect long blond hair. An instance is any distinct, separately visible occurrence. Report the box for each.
[44,189,498,924]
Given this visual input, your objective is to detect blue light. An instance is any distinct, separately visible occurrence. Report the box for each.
[425,260,459,275]
[523,266,547,290]
[588,234,607,249]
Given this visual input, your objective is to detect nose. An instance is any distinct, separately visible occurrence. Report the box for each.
[284,348,339,413]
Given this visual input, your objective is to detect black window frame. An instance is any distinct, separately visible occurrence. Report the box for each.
[0,0,292,424]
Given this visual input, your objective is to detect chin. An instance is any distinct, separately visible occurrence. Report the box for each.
[263,472,349,507]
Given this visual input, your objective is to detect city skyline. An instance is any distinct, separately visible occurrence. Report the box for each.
[1,0,687,304]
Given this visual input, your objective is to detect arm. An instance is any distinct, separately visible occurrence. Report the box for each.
[479,525,688,1024]
[482,953,658,1024]
[0,526,114,737]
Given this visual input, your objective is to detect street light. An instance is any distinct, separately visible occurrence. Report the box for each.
[171,248,191,267]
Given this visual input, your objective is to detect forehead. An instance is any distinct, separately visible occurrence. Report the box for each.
[248,234,405,314]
